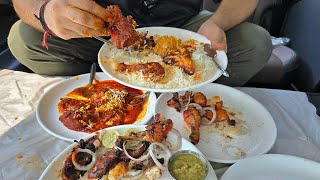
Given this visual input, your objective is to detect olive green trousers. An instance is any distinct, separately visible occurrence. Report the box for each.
[8,11,272,86]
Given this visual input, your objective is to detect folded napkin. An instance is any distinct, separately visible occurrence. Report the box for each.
[0,70,64,135]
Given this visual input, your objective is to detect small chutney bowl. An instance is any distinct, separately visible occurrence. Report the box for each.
[167,150,209,180]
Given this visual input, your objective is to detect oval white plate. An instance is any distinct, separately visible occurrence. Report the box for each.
[98,26,228,93]
[36,72,156,142]
[39,125,217,180]
[220,154,320,180]
[155,83,277,163]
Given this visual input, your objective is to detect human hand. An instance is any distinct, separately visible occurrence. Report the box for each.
[197,19,227,52]
[44,0,112,40]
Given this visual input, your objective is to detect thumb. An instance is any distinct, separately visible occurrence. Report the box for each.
[211,40,225,51]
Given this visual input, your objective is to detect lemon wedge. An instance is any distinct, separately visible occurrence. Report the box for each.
[102,130,119,148]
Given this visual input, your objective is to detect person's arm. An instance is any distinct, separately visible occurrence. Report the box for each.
[210,0,258,31]
[12,0,45,32]
[197,0,258,51]
[12,0,112,39]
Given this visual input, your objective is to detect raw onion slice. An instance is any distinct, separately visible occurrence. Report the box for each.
[149,142,172,170]
[201,107,216,125]
[71,148,97,171]
[187,103,203,110]
[123,141,149,162]
[163,128,182,151]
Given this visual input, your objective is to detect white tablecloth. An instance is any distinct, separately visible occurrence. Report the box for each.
[0,72,319,179]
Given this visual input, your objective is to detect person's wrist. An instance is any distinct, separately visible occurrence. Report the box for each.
[34,0,56,49]
[208,16,226,31]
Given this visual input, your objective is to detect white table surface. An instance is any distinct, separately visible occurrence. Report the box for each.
[0,87,319,180]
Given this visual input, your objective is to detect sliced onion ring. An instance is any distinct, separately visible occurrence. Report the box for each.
[71,148,97,171]
[149,142,172,170]
[163,128,182,151]
[201,107,216,125]
[187,103,203,110]
[123,141,149,162]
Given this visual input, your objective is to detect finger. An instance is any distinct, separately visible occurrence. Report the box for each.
[67,0,113,22]
[55,28,82,40]
[65,20,109,37]
[211,40,225,51]
[66,6,105,30]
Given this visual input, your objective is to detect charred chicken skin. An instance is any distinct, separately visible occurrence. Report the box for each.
[61,136,101,180]
[116,62,165,80]
[183,106,201,145]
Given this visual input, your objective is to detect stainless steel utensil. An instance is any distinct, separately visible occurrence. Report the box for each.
[203,43,229,77]
[89,63,96,85]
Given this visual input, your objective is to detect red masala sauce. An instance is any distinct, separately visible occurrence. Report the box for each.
[57,80,146,133]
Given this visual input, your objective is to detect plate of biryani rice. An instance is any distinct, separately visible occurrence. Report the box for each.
[98,27,228,92]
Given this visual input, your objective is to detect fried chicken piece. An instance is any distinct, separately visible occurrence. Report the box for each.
[183,106,201,144]
[215,101,223,110]
[215,109,230,122]
[167,92,181,112]
[105,5,141,49]
[192,92,207,107]
[116,62,165,80]
[87,149,121,179]
[213,101,230,122]
[163,54,195,75]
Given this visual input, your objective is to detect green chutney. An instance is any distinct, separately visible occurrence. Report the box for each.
[168,153,206,180]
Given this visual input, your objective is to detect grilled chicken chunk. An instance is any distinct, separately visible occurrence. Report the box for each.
[163,54,195,75]
[87,149,121,179]
[116,62,165,80]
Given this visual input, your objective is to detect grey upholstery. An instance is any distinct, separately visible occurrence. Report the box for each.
[202,0,299,86]
[281,0,320,92]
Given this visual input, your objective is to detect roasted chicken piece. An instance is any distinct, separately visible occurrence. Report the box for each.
[118,114,173,143]
[192,92,207,107]
[87,149,122,179]
[183,106,201,144]
[163,54,195,75]
[104,5,141,49]
[167,92,181,112]
[116,62,165,80]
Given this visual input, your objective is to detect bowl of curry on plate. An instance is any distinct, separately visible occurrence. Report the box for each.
[36,72,157,141]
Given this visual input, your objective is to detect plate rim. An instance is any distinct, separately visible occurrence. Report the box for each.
[220,154,320,180]
[155,83,277,163]
[36,72,156,142]
[39,124,217,180]
[98,26,228,93]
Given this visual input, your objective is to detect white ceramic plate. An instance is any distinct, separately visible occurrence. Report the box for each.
[98,26,228,93]
[220,154,320,180]
[36,72,156,142]
[39,125,217,180]
[155,83,277,163]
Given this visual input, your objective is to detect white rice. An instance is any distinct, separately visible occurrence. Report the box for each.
[101,43,217,89]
